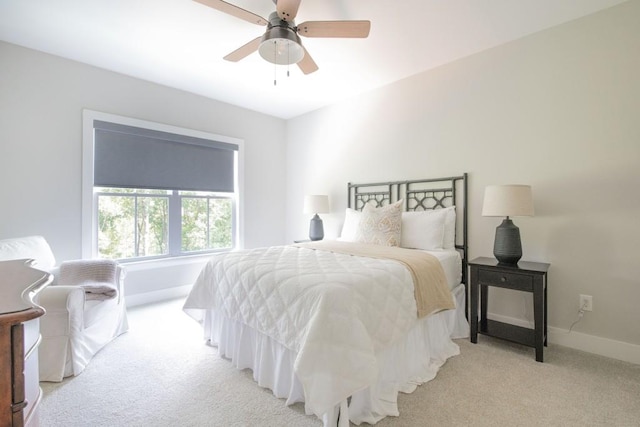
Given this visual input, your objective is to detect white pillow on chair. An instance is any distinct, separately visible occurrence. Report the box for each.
[0,235,56,270]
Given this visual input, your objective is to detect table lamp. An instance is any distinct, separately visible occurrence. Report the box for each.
[304,195,330,241]
[482,185,534,265]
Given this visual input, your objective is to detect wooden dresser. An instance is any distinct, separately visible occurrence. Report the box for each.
[0,259,52,427]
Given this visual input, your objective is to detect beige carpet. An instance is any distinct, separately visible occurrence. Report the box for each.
[40,298,640,426]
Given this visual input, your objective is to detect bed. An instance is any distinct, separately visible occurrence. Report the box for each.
[184,174,469,426]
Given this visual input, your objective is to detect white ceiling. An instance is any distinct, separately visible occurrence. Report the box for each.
[0,0,627,119]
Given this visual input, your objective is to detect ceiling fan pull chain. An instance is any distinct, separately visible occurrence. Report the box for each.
[274,42,277,86]
[287,43,290,77]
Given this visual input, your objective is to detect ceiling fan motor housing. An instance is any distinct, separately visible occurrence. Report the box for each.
[259,12,304,65]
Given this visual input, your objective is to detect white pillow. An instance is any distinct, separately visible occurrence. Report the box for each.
[338,208,361,242]
[401,208,449,250]
[355,200,403,246]
[0,235,56,270]
[443,206,457,249]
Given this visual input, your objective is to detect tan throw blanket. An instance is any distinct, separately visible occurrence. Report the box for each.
[294,240,455,318]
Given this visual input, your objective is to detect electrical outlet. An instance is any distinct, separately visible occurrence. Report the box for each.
[579,294,593,312]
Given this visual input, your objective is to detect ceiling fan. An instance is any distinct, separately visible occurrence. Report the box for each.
[194,0,371,75]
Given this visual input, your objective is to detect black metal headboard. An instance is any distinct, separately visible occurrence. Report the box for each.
[347,174,469,316]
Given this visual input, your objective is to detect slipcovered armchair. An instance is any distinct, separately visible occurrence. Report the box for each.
[0,235,128,382]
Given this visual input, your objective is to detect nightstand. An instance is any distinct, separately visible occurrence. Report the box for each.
[469,257,550,362]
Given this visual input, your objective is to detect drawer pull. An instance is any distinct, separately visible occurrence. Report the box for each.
[477,269,533,291]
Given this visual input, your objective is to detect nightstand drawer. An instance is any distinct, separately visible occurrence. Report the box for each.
[477,269,533,291]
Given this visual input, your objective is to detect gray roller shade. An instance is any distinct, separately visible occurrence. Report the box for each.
[93,120,237,192]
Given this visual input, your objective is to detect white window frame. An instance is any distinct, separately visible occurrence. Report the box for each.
[82,109,244,261]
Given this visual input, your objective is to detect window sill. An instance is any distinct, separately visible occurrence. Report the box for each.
[119,253,217,272]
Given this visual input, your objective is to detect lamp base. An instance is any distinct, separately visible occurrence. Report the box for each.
[493,218,522,265]
[309,214,324,241]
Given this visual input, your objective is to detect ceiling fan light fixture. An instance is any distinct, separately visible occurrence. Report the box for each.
[259,26,304,65]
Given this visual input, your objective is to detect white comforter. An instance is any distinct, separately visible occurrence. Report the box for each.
[184,244,435,418]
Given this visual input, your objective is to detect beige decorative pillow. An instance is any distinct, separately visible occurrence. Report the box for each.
[355,200,403,246]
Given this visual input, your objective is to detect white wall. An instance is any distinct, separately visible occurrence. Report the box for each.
[1,2,638,361]
[0,41,288,297]
[286,1,640,355]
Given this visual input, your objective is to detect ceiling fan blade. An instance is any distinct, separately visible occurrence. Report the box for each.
[297,20,371,38]
[193,0,267,26]
[223,36,262,62]
[276,0,302,22]
[297,47,319,75]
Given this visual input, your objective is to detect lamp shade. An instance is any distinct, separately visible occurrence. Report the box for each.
[304,195,330,214]
[482,185,534,217]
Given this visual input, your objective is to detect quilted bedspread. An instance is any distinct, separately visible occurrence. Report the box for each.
[183,242,453,418]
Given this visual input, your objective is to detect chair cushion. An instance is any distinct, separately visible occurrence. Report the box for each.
[0,235,56,270]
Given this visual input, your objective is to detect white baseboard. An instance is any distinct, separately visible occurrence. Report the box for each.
[125,284,192,308]
[489,313,640,365]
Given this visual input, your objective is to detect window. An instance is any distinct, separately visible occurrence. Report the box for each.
[82,111,243,261]
[97,188,169,259]
[180,191,233,252]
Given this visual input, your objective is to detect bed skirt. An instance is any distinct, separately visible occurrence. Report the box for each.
[199,283,469,426]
